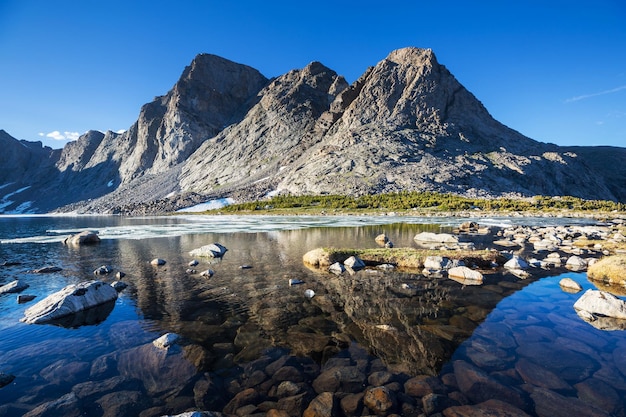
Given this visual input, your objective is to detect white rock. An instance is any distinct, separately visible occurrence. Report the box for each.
[289,278,304,286]
[504,255,529,270]
[200,269,214,277]
[151,258,166,266]
[188,259,199,266]
[559,278,582,292]
[574,290,626,320]
[21,281,117,324]
[189,243,228,258]
[0,280,29,295]
[329,262,345,275]
[566,255,587,270]
[414,232,459,244]
[447,266,483,284]
[304,289,315,299]
[153,333,179,349]
[344,256,366,270]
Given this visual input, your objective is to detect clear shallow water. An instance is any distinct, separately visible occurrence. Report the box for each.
[0,214,625,416]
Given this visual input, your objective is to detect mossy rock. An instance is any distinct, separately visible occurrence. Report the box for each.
[588,255,626,286]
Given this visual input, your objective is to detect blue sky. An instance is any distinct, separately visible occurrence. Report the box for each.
[1,0,624,149]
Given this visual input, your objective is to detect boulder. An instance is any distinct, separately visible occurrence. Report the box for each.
[63,230,100,245]
[93,265,112,275]
[448,266,483,284]
[17,294,36,303]
[189,243,228,258]
[559,278,583,293]
[573,289,626,320]
[459,221,479,232]
[303,248,332,268]
[21,280,118,324]
[414,232,458,244]
[363,386,396,415]
[424,256,463,271]
[344,256,365,270]
[328,262,345,275]
[150,258,166,266]
[504,255,529,270]
[0,279,29,294]
[111,281,128,291]
[375,233,389,245]
[566,255,587,270]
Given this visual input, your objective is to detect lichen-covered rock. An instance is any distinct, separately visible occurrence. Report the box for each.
[21,280,118,324]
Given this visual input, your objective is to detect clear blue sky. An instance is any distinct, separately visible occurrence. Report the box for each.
[1,0,624,149]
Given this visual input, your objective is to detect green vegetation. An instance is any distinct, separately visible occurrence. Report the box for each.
[206,191,625,214]
[304,247,504,269]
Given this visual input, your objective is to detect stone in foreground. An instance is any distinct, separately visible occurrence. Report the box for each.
[573,289,626,320]
[21,280,118,324]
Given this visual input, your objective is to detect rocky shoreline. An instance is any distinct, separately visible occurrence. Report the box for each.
[3,217,626,417]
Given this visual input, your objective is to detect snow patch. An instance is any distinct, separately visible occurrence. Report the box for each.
[264,189,282,198]
[176,198,235,213]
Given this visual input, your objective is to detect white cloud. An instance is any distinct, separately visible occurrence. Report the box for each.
[565,85,626,103]
[45,131,80,141]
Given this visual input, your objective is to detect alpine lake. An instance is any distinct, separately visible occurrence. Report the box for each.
[1,214,625,417]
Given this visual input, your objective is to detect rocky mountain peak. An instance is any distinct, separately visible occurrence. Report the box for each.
[385,47,437,67]
[1,47,625,214]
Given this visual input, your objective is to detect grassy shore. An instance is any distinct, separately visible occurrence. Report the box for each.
[303,247,505,270]
[194,192,625,217]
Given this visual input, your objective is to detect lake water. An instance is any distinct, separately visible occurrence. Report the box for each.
[0,214,624,416]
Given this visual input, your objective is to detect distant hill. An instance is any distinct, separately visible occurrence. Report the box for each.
[1,48,624,214]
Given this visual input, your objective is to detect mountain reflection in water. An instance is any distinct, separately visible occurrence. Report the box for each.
[1,215,624,416]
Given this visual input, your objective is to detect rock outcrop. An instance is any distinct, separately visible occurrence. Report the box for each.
[1,47,625,214]
[21,280,118,324]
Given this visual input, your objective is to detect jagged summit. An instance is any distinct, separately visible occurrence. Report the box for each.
[0,48,624,214]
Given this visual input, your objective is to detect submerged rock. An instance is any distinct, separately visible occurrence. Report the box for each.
[30,266,62,273]
[20,280,118,324]
[153,333,179,349]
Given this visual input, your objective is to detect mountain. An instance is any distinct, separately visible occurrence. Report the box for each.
[1,48,624,214]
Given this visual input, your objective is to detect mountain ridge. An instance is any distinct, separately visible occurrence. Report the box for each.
[1,47,624,214]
